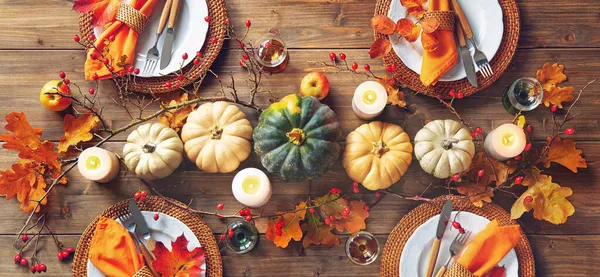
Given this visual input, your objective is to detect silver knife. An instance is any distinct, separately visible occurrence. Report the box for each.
[128,199,156,252]
[160,0,181,69]
[425,200,453,277]
[456,22,478,87]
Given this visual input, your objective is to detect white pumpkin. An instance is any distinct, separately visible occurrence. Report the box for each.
[123,123,184,180]
[414,119,475,178]
[181,102,253,173]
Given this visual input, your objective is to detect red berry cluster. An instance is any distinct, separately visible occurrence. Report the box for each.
[324,215,335,225]
[351,182,360,193]
[524,195,534,203]
[275,219,285,236]
[193,51,203,66]
[329,187,342,194]
[452,221,465,234]
[240,208,252,222]
[471,126,483,137]
[57,247,75,262]
[342,206,351,217]
[451,173,460,181]
[133,190,148,202]
[14,253,30,268]
[448,88,464,99]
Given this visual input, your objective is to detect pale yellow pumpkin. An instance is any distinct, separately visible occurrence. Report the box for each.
[343,121,413,190]
[414,119,475,178]
[181,102,253,173]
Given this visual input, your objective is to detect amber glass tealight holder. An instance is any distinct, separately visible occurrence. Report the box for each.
[253,29,289,73]
[345,231,380,265]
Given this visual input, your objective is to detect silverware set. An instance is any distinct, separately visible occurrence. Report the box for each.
[143,0,181,75]
[452,0,493,87]
[118,199,160,277]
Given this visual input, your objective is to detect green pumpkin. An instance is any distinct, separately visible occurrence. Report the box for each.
[253,94,342,181]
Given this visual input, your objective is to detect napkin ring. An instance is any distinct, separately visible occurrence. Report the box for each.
[132,266,154,277]
[444,263,476,277]
[423,11,456,31]
[116,4,149,34]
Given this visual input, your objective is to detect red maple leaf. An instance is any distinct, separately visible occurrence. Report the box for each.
[152,234,205,277]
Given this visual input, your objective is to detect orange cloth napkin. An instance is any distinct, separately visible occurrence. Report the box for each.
[457,220,521,277]
[89,217,144,277]
[84,0,159,80]
[419,0,458,87]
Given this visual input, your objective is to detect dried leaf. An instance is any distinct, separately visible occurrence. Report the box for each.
[158,93,197,132]
[265,202,307,248]
[369,38,392,59]
[542,137,587,173]
[400,0,427,18]
[542,85,575,108]
[152,234,205,277]
[535,62,567,91]
[516,115,526,129]
[521,166,544,187]
[72,0,121,27]
[58,114,100,153]
[370,15,396,35]
[511,174,574,224]
[467,152,514,187]
[396,18,415,37]
[407,6,426,18]
[316,195,369,234]
[387,89,407,108]
[301,210,340,248]
[421,32,439,52]
[456,183,494,207]
[420,18,440,33]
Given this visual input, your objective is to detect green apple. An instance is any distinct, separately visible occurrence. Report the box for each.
[300,72,330,100]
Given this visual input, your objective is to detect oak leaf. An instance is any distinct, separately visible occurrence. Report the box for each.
[152,234,205,277]
[58,114,100,153]
[0,160,48,212]
[420,18,440,34]
[376,75,406,108]
[511,174,574,224]
[301,210,340,248]
[535,62,567,91]
[73,0,121,27]
[468,152,514,187]
[421,32,439,52]
[369,38,392,59]
[316,195,369,234]
[265,202,307,248]
[542,85,575,108]
[520,166,544,187]
[371,15,396,35]
[158,93,197,131]
[542,137,586,173]
[456,183,494,207]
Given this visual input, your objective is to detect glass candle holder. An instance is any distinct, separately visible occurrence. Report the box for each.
[502,77,544,114]
[254,30,289,73]
[345,231,380,265]
[223,220,259,254]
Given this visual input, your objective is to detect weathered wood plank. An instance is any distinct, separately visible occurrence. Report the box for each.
[0,0,599,50]
[0,49,599,141]
[0,234,597,276]
[0,140,596,235]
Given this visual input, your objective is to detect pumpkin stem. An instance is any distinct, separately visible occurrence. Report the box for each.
[441,138,459,150]
[142,143,156,153]
[210,125,223,139]
[286,128,306,146]
[371,140,389,158]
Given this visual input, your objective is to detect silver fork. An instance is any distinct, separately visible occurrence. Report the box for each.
[142,0,173,75]
[118,214,159,276]
[434,230,471,277]
[451,0,493,78]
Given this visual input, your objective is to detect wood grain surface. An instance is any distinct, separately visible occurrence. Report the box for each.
[0,0,599,276]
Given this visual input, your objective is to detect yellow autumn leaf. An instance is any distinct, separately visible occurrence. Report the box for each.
[535,62,567,91]
[58,114,100,153]
[158,93,197,132]
[456,183,494,207]
[542,137,587,173]
[516,115,526,129]
[265,202,307,248]
[542,85,575,108]
[511,174,574,224]
[468,152,514,187]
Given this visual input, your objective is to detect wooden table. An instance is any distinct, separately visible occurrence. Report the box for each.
[0,0,599,276]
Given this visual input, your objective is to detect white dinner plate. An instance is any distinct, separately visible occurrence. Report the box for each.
[94,0,209,77]
[87,211,205,277]
[387,0,503,81]
[399,211,518,277]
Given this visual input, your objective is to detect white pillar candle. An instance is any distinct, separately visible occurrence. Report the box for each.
[484,123,526,161]
[352,81,388,120]
[77,147,120,183]
[232,168,272,208]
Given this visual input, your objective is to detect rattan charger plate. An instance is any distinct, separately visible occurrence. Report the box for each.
[374,0,520,99]
[78,0,227,94]
[72,196,223,277]
[380,195,535,277]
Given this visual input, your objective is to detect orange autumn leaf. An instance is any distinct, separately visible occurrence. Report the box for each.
[158,93,197,131]
[421,32,439,52]
[420,18,440,34]
[400,0,427,18]
[456,183,494,208]
[407,6,426,18]
[535,62,567,91]
[301,210,340,248]
[396,19,421,43]
[58,114,100,153]
[376,75,406,108]
[0,112,65,212]
[72,0,121,27]
[542,85,575,108]
[152,234,205,277]
[467,152,513,187]
[520,166,544,187]
[511,174,574,224]
[370,15,397,35]
[542,137,587,173]
[265,202,307,248]
[369,38,392,59]
[316,195,369,233]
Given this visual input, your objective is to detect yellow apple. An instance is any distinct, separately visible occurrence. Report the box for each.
[40,80,72,112]
[300,72,330,100]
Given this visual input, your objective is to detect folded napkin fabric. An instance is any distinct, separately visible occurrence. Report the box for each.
[420,0,458,87]
[84,0,159,80]
[457,220,521,277]
[89,216,144,277]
